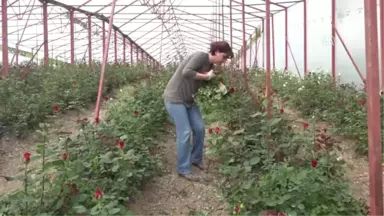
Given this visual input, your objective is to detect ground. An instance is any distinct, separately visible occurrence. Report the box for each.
[127,124,229,216]
[0,86,374,214]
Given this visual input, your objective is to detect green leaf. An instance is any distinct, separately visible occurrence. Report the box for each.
[54,198,65,210]
[70,194,88,203]
[83,161,92,168]
[73,205,88,213]
[242,180,253,189]
[250,112,263,118]
[90,205,100,214]
[44,160,64,169]
[112,164,120,172]
[262,98,270,108]
[124,210,134,216]
[268,118,282,126]
[104,200,119,208]
[109,208,121,214]
[288,211,297,216]
[120,135,128,140]
[233,129,245,135]
[35,144,45,155]
[265,199,276,207]
[298,203,305,210]
[249,156,261,165]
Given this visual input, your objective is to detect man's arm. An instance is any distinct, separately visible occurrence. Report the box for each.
[182,53,210,80]
[195,73,211,80]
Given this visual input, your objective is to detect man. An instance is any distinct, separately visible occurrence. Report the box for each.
[163,41,233,181]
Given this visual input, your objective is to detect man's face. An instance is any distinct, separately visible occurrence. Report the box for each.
[215,51,230,64]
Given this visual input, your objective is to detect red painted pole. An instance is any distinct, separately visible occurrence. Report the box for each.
[255,28,258,67]
[241,0,247,88]
[217,0,220,40]
[262,19,265,68]
[136,47,139,62]
[70,9,74,64]
[303,0,307,76]
[265,0,271,118]
[216,0,218,40]
[229,0,233,77]
[249,34,252,68]
[285,8,288,71]
[380,0,384,89]
[130,41,133,65]
[16,45,18,66]
[1,0,9,78]
[331,0,336,84]
[102,21,105,59]
[221,0,224,40]
[229,0,232,48]
[88,15,92,66]
[94,0,117,122]
[43,1,48,66]
[114,30,117,64]
[123,37,126,64]
[272,14,275,69]
[364,0,383,214]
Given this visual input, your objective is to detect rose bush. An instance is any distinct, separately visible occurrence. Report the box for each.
[0,62,150,137]
[196,72,369,215]
[0,66,172,215]
[247,70,384,155]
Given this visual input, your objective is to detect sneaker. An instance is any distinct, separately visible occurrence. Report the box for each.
[178,173,201,182]
[192,162,205,171]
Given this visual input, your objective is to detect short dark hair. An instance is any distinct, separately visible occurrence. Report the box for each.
[209,41,233,58]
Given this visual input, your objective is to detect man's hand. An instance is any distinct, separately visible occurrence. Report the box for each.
[206,70,216,80]
[214,65,224,74]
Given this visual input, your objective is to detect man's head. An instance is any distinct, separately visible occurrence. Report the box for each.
[208,41,233,64]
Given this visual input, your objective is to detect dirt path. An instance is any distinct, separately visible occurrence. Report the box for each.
[0,94,113,195]
[128,125,229,216]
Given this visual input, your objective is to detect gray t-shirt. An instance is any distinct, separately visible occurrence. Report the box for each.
[163,51,213,107]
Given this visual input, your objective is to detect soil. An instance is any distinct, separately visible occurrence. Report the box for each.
[127,124,229,216]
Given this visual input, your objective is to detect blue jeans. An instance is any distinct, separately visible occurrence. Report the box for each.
[164,101,205,175]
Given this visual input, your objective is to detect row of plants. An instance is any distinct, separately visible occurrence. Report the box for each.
[0,62,151,137]
[246,69,382,155]
[0,68,171,215]
[196,72,369,215]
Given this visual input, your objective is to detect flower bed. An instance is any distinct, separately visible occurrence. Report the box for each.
[0,67,172,215]
[246,69,384,156]
[196,72,369,215]
[0,63,150,137]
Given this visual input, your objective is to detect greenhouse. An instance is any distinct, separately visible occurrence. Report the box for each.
[0,0,382,215]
